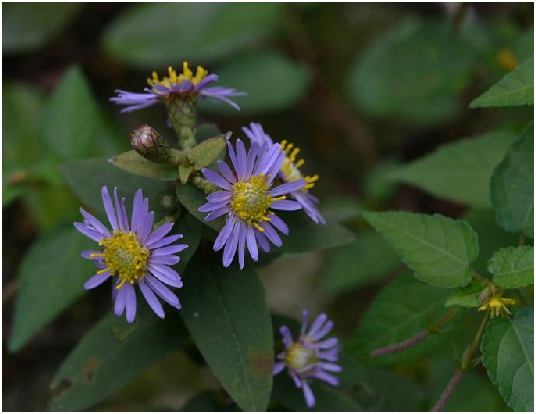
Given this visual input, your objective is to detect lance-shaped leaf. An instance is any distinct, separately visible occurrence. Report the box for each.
[481,308,534,411]
[176,183,224,231]
[180,257,273,411]
[491,123,534,238]
[109,150,178,181]
[187,134,228,170]
[363,211,478,288]
[50,307,188,411]
[470,56,534,108]
[488,246,534,289]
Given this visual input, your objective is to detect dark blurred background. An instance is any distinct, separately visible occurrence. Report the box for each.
[3,2,533,411]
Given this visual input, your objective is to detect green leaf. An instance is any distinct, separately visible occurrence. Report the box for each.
[40,66,99,159]
[488,246,534,289]
[394,131,516,208]
[187,135,227,170]
[278,211,355,253]
[180,258,273,411]
[178,165,193,185]
[60,157,166,216]
[320,230,400,295]
[9,224,96,352]
[471,56,534,108]
[347,19,476,126]
[3,3,79,53]
[445,281,487,308]
[363,211,478,288]
[109,150,178,181]
[481,307,534,411]
[103,3,283,67]
[176,184,224,231]
[200,52,310,115]
[50,307,188,411]
[346,273,452,365]
[491,123,534,238]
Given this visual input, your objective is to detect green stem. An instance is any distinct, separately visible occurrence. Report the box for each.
[166,97,197,149]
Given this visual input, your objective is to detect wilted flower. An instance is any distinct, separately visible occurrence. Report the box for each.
[199,139,305,269]
[274,310,341,408]
[110,62,245,113]
[243,123,326,224]
[478,296,516,318]
[74,187,188,322]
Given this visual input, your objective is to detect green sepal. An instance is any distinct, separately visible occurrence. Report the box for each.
[109,150,178,181]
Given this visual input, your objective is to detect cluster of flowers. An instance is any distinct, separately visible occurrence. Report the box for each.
[74,62,336,407]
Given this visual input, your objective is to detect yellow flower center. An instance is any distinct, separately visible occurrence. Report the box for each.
[280,140,318,191]
[285,343,318,372]
[147,62,208,91]
[92,231,149,289]
[230,175,284,231]
[478,296,516,318]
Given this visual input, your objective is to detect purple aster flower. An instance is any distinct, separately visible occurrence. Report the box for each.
[74,186,188,323]
[274,310,341,408]
[110,62,245,113]
[199,139,306,269]
[243,123,326,224]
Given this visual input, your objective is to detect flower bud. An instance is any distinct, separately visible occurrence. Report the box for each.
[131,125,171,163]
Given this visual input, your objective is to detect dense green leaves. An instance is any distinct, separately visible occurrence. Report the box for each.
[347,19,476,125]
[491,123,534,238]
[3,3,79,52]
[347,273,452,364]
[40,66,99,159]
[187,135,227,170]
[471,56,534,108]
[103,3,283,67]
[180,258,274,411]
[320,230,400,294]
[395,131,516,208]
[488,246,534,289]
[9,225,96,352]
[50,307,188,411]
[109,150,178,181]
[201,52,310,115]
[363,211,478,288]
[481,308,534,411]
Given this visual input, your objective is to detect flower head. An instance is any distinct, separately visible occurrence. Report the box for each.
[199,139,305,269]
[478,295,517,318]
[74,186,188,323]
[243,123,326,224]
[274,310,341,408]
[110,62,245,113]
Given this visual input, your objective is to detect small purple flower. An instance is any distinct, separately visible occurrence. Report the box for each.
[243,123,326,224]
[74,186,188,323]
[274,310,341,408]
[110,62,245,113]
[199,139,305,269]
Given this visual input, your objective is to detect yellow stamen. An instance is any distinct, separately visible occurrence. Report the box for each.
[147,61,209,91]
[231,175,278,229]
[478,296,516,318]
[279,139,319,191]
[285,342,318,372]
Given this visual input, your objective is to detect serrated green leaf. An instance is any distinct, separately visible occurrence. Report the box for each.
[320,230,399,295]
[488,246,534,289]
[60,157,166,216]
[347,19,477,126]
[180,258,273,411]
[471,56,534,108]
[50,306,188,411]
[395,131,516,208]
[109,150,178,181]
[491,123,534,238]
[187,135,227,170]
[9,224,96,352]
[346,273,452,365]
[363,211,478,288]
[200,52,310,115]
[445,281,487,308]
[481,307,534,411]
[176,183,224,231]
[102,3,282,67]
[3,3,79,53]
[40,66,99,159]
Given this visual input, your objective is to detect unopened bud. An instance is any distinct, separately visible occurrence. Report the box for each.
[131,125,171,163]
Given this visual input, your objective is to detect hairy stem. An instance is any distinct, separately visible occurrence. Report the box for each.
[431,369,463,412]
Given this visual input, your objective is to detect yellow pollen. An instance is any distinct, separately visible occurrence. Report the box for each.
[285,343,318,372]
[280,140,319,191]
[147,61,208,91]
[231,175,277,228]
[98,231,149,289]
